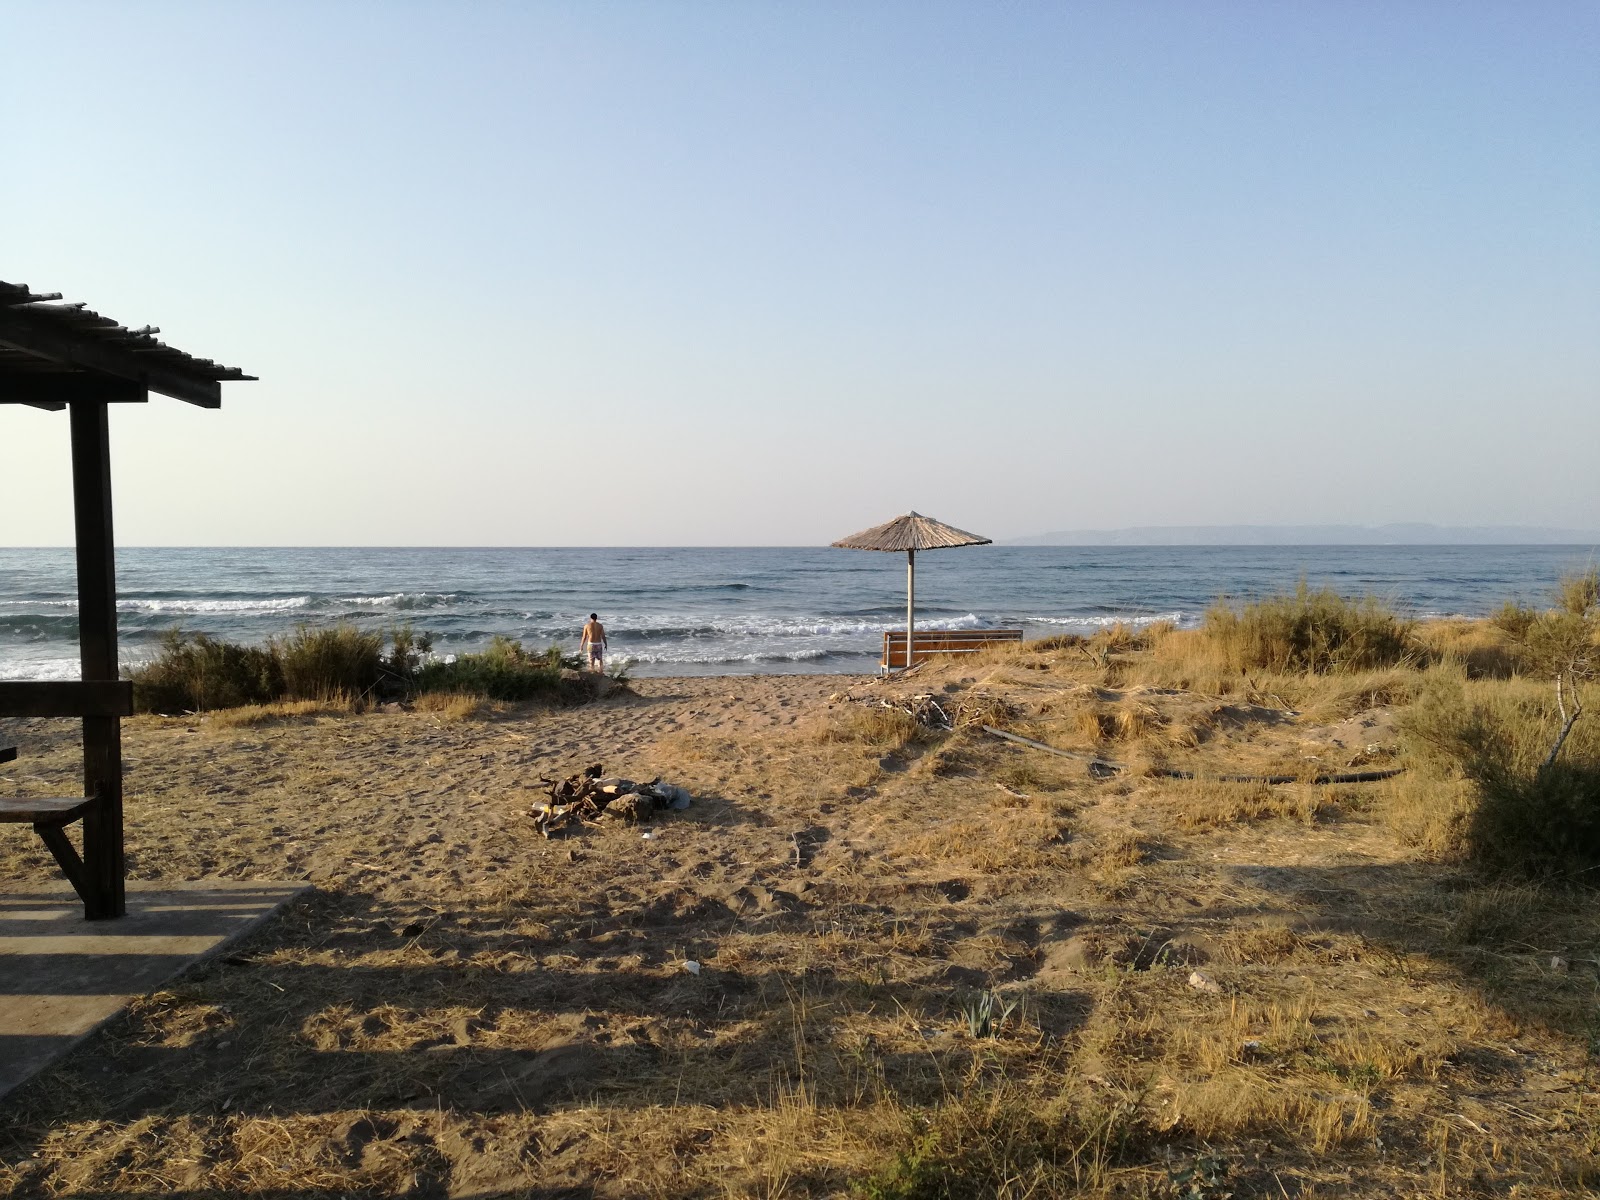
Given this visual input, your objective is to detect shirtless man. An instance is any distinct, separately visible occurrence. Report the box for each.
[580,613,607,672]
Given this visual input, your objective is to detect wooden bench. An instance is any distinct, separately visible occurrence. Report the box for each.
[0,759,97,899]
[0,681,132,918]
[881,628,1024,671]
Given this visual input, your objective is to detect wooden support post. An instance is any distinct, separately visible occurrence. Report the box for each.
[69,399,124,919]
[905,549,915,669]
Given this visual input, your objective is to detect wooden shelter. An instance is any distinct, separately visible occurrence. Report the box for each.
[831,512,993,669]
[0,281,254,918]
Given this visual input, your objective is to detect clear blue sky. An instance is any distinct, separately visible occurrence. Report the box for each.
[3,2,1596,545]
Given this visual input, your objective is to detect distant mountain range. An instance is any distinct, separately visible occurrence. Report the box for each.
[1003,524,1600,546]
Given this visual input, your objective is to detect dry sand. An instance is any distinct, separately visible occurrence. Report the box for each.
[0,656,1596,1197]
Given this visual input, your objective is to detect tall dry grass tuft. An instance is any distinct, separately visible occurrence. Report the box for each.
[273,623,384,701]
[1414,618,1524,679]
[1200,582,1417,675]
[411,692,488,722]
[818,704,935,754]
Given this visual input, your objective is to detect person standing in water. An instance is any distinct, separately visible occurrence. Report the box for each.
[580,613,607,672]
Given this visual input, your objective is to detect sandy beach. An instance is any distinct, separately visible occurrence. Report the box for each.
[1,644,1597,1197]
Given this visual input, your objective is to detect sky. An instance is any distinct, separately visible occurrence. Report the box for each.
[2,2,1596,546]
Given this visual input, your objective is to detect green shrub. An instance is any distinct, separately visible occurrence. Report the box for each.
[1491,601,1540,641]
[415,635,565,701]
[1201,582,1416,674]
[378,622,435,696]
[272,623,384,701]
[129,629,284,714]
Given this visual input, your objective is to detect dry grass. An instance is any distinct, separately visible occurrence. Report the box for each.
[197,696,365,728]
[1161,778,1322,829]
[410,691,489,722]
[816,703,934,752]
[5,637,1600,1198]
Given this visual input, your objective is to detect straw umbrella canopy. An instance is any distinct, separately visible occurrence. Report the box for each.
[831,512,992,668]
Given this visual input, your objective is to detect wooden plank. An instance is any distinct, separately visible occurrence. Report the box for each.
[0,375,146,406]
[884,629,1023,643]
[0,682,132,718]
[0,308,221,407]
[0,797,95,824]
[34,822,88,900]
[70,399,126,920]
[889,637,1022,650]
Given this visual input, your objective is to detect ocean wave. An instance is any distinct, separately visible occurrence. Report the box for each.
[0,613,80,637]
[1023,611,1192,629]
[0,656,82,681]
[605,612,995,640]
[605,646,849,665]
[338,592,460,610]
[117,596,313,615]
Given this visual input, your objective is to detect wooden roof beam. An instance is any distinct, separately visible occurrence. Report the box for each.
[0,375,147,407]
[0,308,224,407]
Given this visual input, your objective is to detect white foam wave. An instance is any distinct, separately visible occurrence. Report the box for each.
[609,646,838,665]
[117,596,312,615]
[1023,611,1192,629]
[0,656,82,681]
[339,592,459,609]
[615,612,994,638]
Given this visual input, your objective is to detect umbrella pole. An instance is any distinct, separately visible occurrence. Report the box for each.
[906,548,915,669]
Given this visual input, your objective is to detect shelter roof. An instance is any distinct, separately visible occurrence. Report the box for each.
[0,280,255,409]
[831,511,992,552]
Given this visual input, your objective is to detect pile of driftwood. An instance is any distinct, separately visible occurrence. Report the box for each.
[832,691,954,730]
[834,689,1024,733]
[530,763,692,838]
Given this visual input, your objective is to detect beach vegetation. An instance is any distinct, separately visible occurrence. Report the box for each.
[856,1088,1142,1199]
[272,622,385,701]
[129,625,588,713]
[1395,571,1600,878]
[414,636,567,701]
[128,629,282,713]
[1195,581,1417,674]
[411,691,487,722]
[818,702,936,752]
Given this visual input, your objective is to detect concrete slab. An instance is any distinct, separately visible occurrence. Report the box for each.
[0,879,308,1100]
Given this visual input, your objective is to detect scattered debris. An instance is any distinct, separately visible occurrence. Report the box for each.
[1551,955,1570,973]
[1188,970,1223,994]
[833,689,954,729]
[530,763,693,837]
[682,960,701,975]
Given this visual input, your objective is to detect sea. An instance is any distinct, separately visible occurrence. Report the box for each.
[0,545,1595,681]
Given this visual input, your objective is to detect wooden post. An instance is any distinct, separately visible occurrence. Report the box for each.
[905,549,915,669]
[69,399,124,919]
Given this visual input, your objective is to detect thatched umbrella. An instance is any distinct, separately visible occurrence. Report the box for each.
[831,512,992,669]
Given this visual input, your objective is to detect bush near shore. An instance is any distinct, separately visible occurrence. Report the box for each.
[128,624,591,714]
